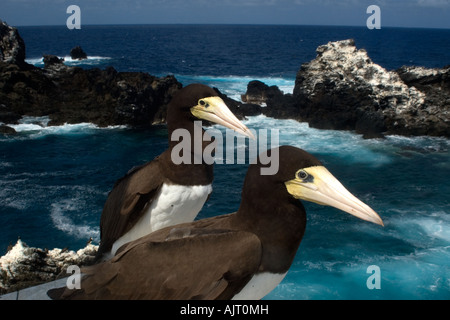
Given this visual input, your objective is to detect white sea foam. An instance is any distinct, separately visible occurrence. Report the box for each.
[60,55,112,65]
[0,191,29,211]
[7,116,50,133]
[241,115,392,166]
[50,199,100,242]
[386,210,450,245]
[10,122,98,139]
[0,179,32,211]
[7,116,126,139]
[417,217,450,243]
[25,55,112,67]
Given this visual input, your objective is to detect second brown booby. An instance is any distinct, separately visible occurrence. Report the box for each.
[49,146,383,300]
[96,84,254,260]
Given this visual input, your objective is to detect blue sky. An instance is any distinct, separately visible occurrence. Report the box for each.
[1,0,449,28]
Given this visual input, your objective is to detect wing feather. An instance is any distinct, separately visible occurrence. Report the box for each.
[96,157,165,258]
[54,228,262,300]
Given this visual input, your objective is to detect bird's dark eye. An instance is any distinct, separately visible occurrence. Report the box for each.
[297,170,308,180]
[199,99,209,108]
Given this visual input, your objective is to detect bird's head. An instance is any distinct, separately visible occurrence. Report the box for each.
[167,84,255,139]
[246,146,384,226]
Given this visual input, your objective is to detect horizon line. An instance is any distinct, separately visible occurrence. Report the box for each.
[13,24,450,31]
[4,21,449,31]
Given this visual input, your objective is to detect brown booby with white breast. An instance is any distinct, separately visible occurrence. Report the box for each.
[49,146,383,300]
[95,84,254,260]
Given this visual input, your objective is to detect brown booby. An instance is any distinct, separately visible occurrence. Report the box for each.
[49,146,383,300]
[95,84,254,260]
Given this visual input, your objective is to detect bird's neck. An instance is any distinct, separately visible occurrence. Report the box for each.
[168,120,212,153]
[235,184,307,273]
[162,121,215,185]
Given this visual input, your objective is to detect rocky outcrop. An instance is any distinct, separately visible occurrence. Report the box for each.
[213,86,262,121]
[0,21,182,128]
[241,80,284,105]
[0,20,26,67]
[0,124,16,134]
[0,239,97,294]
[70,46,87,60]
[45,67,181,127]
[395,65,450,136]
[291,39,449,138]
[42,54,65,69]
[238,41,448,138]
[239,80,298,120]
[0,61,182,128]
[1,19,448,137]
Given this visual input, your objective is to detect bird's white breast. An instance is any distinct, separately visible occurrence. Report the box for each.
[111,183,212,255]
[232,272,288,300]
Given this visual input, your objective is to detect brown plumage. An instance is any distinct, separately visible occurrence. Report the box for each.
[49,146,382,300]
[96,84,252,260]
[56,222,260,300]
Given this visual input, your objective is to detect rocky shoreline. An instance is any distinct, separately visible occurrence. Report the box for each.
[1,20,449,138]
[293,39,449,138]
[0,20,183,132]
[0,239,97,295]
[240,39,449,138]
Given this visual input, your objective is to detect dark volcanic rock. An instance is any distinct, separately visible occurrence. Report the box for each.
[0,103,21,124]
[239,103,263,117]
[45,67,182,127]
[240,80,298,120]
[239,40,449,138]
[0,20,26,67]
[43,54,65,69]
[213,87,262,120]
[241,80,284,105]
[262,93,298,120]
[293,39,449,137]
[0,124,16,135]
[0,59,182,128]
[0,60,182,127]
[70,46,87,60]
[0,62,56,118]
[0,20,182,128]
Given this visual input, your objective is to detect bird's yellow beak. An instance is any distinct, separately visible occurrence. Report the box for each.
[285,166,384,226]
[191,96,255,140]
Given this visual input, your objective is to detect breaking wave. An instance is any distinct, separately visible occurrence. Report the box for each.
[50,198,100,242]
[26,55,112,67]
[3,116,126,140]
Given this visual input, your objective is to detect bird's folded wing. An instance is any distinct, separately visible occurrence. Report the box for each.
[52,229,262,300]
[97,158,164,256]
